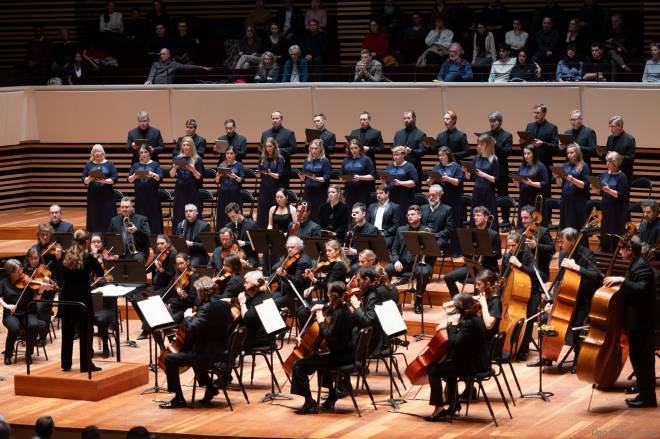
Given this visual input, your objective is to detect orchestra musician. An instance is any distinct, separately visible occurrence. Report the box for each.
[349,267,385,355]
[367,185,400,248]
[382,146,418,225]
[107,197,151,260]
[425,293,489,422]
[238,270,274,349]
[224,202,259,269]
[465,134,499,231]
[474,269,501,347]
[34,223,64,282]
[128,145,163,235]
[638,199,658,246]
[175,204,210,267]
[343,203,379,265]
[215,254,245,300]
[271,236,313,311]
[593,151,628,252]
[373,265,398,303]
[290,281,356,414]
[420,184,454,255]
[24,247,57,346]
[211,228,247,272]
[86,234,118,358]
[319,185,349,241]
[268,188,297,234]
[170,136,204,228]
[215,147,244,227]
[165,253,198,325]
[555,143,590,233]
[60,230,105,372]
[341,138,376,212]
[287,202,322,238]
[350,248,378,276]
[257,137,285,228]
[0,259,45,365]
[160,276,234,409]
[82,144,118,233]
[125,111,165,164]
[516,145,549,227]
[602,236,656,408]
[299,138,331,223]
[48,204,74,234]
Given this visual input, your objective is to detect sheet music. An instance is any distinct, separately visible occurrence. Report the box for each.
[137,295,175,328]
[92,284,136,297]
[375,300,407,337]
[255,298,287,335]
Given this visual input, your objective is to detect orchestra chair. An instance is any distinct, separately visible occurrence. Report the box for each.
[240,189,256,219]
[496,196,517,232]
[364,336,408,395]
[158,189,174,229]
[198,188,216,230]
[490,331,516,406]
[315,327,376,416]
[496,318,525,398]
[13,317,48,364]
[239,332,287,392]
[91,291,115,358]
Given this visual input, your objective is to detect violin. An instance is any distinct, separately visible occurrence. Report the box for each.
[31,264,57,290]
[41,241,64,257]
[267,253,301,293]
[304,257,338,282]
[146,248,169,271]
[213,271,231,292]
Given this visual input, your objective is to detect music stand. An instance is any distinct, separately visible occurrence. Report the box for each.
[374,300,408,409]
[169,235,188,254]
[456,228,490,289]
[53,233,73,250]
[303,237,328,261]
[255,298,292,402]
[194,265,215,278]
[107,259,148,348]
[132,295,177,394]
[102,233,125,258]
[352,234,390,264]
[198,232,219,254]
[246,229,286,275]
[401,231,443,341]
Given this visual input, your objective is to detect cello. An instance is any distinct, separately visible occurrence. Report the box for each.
[404,330,450,385]
[577,222,636,387]
[542,208,601,362]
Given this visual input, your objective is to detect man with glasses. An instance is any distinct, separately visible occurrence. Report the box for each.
[48,204,73,234]
[562,110,597,168]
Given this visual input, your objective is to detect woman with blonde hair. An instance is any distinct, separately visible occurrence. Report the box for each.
[554,143,590,231]
[299,138,331,223]
[593,151,628,252]
[82,144,118,232]
[464,134,498,230]
[170,135,204,227]
[381,145,418,223]
[319,184,349,241]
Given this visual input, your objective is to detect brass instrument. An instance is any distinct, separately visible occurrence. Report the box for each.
[123,215,138,255]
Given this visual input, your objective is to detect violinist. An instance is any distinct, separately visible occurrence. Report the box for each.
[160,276,234,409]
[216,254,244,299]
[286,202,322,238]
[349,267,384,357]
[425,293,489,422]
[107,197,151,260]
[544,228,602,372]
[165,253,198,325]
[474,269,501,346]
[60,230,105,372]
[638,199,659,246]
[0,259,44,365]
[24,247,57,346]
[291,281,356,414]
[224,203,259,269]
[602,236,656,408]
[238,271,271,349]
[349,248,378,276]
[35,223,63,281]
[271,236,313,311]
[373,265,398,303]
[86,234,118,357]
[215,147,244,227]
[211,228,242,272]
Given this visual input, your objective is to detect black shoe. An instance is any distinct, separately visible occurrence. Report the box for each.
[62,367,71,372]
[424,408,451,422]
[159,398,187,409]
[137,331,149,340]
[515,352,528,361]
[81,364,102,372]
[414,299,422,315]
[527,359,552,368]
[459,386,477,402]
[295,398,317,414]
[625,385,639,394]
[625,394,658,408]
[4,357,11,366]
[320,397,337,412]
[102,349,110,359]
[200,385,219,404]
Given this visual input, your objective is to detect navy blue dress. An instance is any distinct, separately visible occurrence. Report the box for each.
[172,157,204,228]
[432,162,464,255]
[600,171,628,252]
[216,161,245,229]
[385,161,418,224]
[129,160,163,234]
[559,162,590,230]
[257,157,285,228]
[470,155,499,231]
[82,160,118,233]
[302,157,331,223]
[517,162,549,227]
[342,155,375,212]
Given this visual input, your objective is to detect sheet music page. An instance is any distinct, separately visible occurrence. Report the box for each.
[92,284,136,297]
[375,300,407,336]
[255,298,287,334]
[138,295,175,328]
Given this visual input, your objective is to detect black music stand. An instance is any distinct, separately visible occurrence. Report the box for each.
[401,231,443,341]
[53,233,73,250]
[247,229,286,275]
[523,309,555,402]
[198,232,219,254]
[352,234,390,263]
[169,235,188,254]
[303,237,328,261]
[102,233,125,258]
[456,228,491,289]
[107,259,148,348]
[374,300,408,409]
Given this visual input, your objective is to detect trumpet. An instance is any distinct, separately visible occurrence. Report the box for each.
[123,215,138,255]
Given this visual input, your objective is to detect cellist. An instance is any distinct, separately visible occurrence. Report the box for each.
[290,281,355,414]
[602,236,656,408]
[160,276,234,409]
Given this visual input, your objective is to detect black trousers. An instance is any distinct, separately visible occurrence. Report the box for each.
[497,177,510,224]
[165,350,212,400]
[519,293,541,355]
[385,261,433,298]
[428,360,459,406]
[61,310,93,371]
[627,328,656,397]
[2,312,39,360]
[569,302,590,361]
[291,352,348,400]
[445,266,471,298]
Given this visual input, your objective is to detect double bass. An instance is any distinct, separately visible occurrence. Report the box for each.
[542,208,601,362]
[577,222,636,387]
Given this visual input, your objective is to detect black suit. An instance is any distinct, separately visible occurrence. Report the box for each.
[276,6,304,38]
[261,126,297,188]
[605,131,636,185]
[435,127,469,160]
[50,220,74,234]
[564,125,597,168]
[421,203,454,252]
[286,219,322,238]
[621,256,656,399]
[126,126,165,163]
[367,201,400,247]
[224,218,259,268]
[173,133,207,158]
[175,219,211,267]
[217,133,248,163]
[525,120,559,171]
[107,213,151,259]
[638,219,659,246]
[385,224,435,302]
[272,253,313,311]
[350,127,384,161]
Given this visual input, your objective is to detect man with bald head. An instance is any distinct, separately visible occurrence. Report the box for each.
[261,111,297,188]
[48,205,73,234]
[144,47,211,85]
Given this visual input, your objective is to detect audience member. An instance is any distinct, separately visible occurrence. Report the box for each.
[126,426,150,439]
[505,18,528,55]
[509,48,541,81]
[235,25,263,69]
[304,0,327,31]
[417,17,453,66]
[245,0,272,34]
[532,0,565,34]
[556,44,583,82]
[147,0,172,31]
[402,12,429,64]
[34,415,54,439]
[26,24,55,84]
[171,19,199,64]
[603,12,633,75]
[354,49,383,82]
[300,19,327,79]
[436,42,472,82]
[582,41,612,81]
[144,23,173,61]
[0,420,10,439]
[642,41,660,83]
[65,51,91,85]
[563,17,587,57]
[263,23,288,64]
[579,0,608,43]
[472,20,496,67]
[488,44,516,82]
[144,48,210,85]
[281,45,309,83]
[54,28,80,69]
[99,1,123,56]
[533,16,560,65]
[362,20,390,61]
[377,0,405,48]
[254,51,280,83]
[276,0,304,41]
[482,0,509,39]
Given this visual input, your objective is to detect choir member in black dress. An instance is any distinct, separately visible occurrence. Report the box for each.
[561,110,597,168]
[0,259,44,365]
[522,104,558,172]
[638,200,659,246]
[421,184,454,254]
[594,151,628,252]
[602,236,656,408]
[82,144,118,233]
[217,118,248,163]
[367,185,400,248]
[160,276,233,409]
[434,110,469,160]
[555,143,591,231]
[300,139,331,223]
[60,230,105,372]
[269,188,297,233]
[175,204,210,267]
[260,111,297,189]
[291,281,355,414]
[107,197,151,260]
[163,253,198,325]
[464,134,499,231]
[341,138,376,212]
[125,111,165,164]
[312,113,337,161]
[171,136,204,227]
[487,112,513,225]
[216,254,245,299]
[239,271,272,350]
[319,185,349,240]
[48,205,74,234]
[287,203,322,238]
[128,145,163,234]
[224,202,259,269]
[87,234,118,357]
[445,206,502,297]
[215,147,245,228]
[516,145,549,227]
[427,147,464,256]
[271,236,313,311]
[382,146,418,225]
[393,110,427,188]
[257,137,286,228]
[349,111,384,162]
[425,293,489,422]
[343,203,379,265]
[601,115,636,185]
[172,118,207,158]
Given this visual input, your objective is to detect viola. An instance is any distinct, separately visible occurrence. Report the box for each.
[213,271,231,293]
[268,253,301,293]
[289,202,308,237]
[144,248,156,267]
[304,257,338,282]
